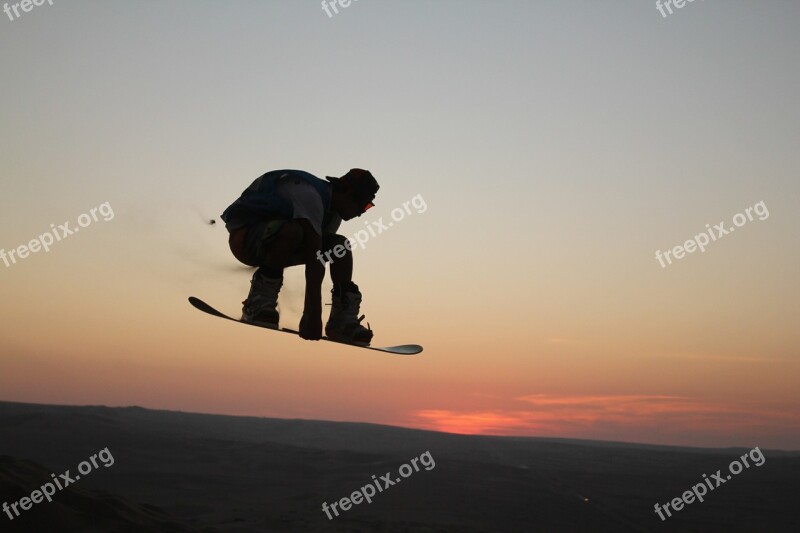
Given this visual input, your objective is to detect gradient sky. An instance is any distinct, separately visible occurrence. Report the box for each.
[1,1,799,449]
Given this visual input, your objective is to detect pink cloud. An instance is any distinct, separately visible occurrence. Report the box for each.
[401,394,800,448]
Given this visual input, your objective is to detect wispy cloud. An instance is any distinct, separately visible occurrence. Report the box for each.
[403,394,800,447]
[650,351,786,363]
[544,337,574,344]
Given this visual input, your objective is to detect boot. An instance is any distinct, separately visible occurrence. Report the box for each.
[241,271,282,328]
[325,282,373,344]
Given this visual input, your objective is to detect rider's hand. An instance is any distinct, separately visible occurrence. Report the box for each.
[299,312,322,340]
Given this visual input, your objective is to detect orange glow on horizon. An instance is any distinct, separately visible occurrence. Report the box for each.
[402,395,800,446]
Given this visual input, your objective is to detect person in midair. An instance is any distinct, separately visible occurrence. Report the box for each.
[221,169,379,343]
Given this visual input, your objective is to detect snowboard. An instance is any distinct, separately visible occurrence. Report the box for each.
[188,297,423,355]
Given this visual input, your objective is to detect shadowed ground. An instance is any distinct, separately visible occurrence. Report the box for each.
[1,401,798,532]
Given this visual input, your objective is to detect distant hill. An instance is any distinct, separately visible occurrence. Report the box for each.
[1,401,798,532]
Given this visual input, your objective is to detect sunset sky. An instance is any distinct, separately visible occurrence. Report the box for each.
[1,1,799,449]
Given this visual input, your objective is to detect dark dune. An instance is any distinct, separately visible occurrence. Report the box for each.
[0,456,209,532]
[0,401,797,532]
